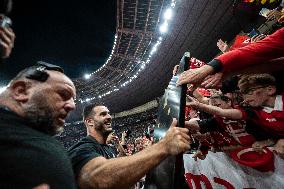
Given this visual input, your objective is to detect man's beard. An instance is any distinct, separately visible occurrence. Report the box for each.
[23,93,62,135]
[95,121,112,138]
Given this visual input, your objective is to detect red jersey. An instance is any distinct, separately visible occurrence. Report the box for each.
[198,131,238,153]
[185,106,191,121]
[229,35,251,51]
[189,57,206,69]
[214,117,255,146]
[198,116,255,148]
[240,93,284,137]
[215,28,284,72]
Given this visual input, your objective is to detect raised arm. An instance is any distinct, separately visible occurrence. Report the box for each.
[78,119,191,189]
[177,28,284,87]
[187,96,243,120]
[192,88,209,104]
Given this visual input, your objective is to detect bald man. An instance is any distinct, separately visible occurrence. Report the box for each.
[0,62,77,188]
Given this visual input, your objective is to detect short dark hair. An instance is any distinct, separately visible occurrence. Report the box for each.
[221,75,239,94]
[83,103,105,120]
[238,74,276,92]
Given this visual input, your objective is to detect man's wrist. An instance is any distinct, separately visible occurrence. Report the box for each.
[196,101,205,110]
[156,138,170,157]
[207,59,223,73]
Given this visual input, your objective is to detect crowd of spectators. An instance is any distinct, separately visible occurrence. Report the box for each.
[55,122,86,148]
[177,3,284,162]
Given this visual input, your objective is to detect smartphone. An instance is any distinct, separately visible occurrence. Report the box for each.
[0,16,12,28]
[259,8,270,18]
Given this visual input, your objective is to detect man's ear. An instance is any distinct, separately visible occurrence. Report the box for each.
[10,80,31,103]
[85,118,94,127]
[267,86,276,95]
[227,100,232,107]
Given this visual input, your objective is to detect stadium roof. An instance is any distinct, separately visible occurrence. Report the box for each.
[70,0,251,121]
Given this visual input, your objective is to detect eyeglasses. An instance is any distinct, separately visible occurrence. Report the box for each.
[240,86,267,95]
[25,61,64,82]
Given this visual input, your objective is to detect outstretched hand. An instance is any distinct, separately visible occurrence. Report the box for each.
[0,15,15,59]
[186,96,200,109]
[162,118,191,155]
[201,72,223,89]
[185,119,200,133]
[177,65,214,87]
[106,132,119,144]
[192,150,206,161]
[217,39,228,53]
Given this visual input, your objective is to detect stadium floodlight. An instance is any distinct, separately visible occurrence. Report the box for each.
[150,46,157,55]
[164,8,173,20]
[78,1,179,103]
[159,22,168,33]
[84,74,91,80]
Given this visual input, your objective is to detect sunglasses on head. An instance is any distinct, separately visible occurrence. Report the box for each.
[25,61,64,82]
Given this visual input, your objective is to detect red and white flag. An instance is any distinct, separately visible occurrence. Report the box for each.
[183,149,284,189]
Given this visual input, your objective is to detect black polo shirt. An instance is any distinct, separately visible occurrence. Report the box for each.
[0,106,77,189]
[68,135,118,177]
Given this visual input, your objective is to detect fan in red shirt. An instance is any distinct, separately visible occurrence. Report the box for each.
[185,94,256,160]
[177,28,284,88]
[238,74,284,138]
[187,74,284,157]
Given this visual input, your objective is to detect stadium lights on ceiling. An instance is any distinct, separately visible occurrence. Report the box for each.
[84,74,91,80]
[86,34,118,77]
[164,8,173,20]
[159,21,168,33]
[79,0,177,103]
[159,7,174,34]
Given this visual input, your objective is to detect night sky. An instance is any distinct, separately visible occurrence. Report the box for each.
[0,0,116,85]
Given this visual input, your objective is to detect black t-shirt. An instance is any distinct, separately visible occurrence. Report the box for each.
[0,106,77,189]
[68,135,118,177]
